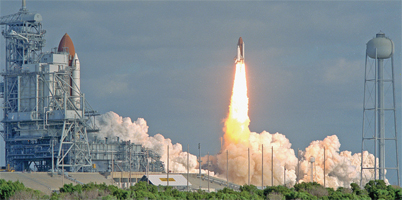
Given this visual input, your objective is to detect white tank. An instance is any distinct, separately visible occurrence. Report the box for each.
[21,13,42,23]
[366,32,394,59]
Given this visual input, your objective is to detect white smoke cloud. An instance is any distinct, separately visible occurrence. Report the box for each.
[214,131,298,186]
[299,135,386,187]
[214,133,383,188]
[92,111,198,173]
[93,112,383,188]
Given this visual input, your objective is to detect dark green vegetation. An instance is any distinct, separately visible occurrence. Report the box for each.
[1,179,401,199]
[0,179,49,199]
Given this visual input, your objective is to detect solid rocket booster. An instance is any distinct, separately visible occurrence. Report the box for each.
[72,53,81,109]
[57,33,81,109]
[235,37,245,64]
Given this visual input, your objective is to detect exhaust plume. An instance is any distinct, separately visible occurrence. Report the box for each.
[223,62,250,146]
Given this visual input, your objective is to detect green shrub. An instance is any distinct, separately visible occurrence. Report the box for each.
[113,189,131,200]
[240,184,258,195]
[364,180,394,200]
[102,194,118,200]
[294,182,321,192]
[395,188,402,199]
[0,180,25,199]
[5,177,401,200]
[264,185,291,197]
[267,192,284,200]
[59,183,83,194]
[9,188,46,200]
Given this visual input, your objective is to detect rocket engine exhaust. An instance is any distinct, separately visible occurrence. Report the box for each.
[223,37,249,147]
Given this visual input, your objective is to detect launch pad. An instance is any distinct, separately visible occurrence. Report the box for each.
[0,0,163,173]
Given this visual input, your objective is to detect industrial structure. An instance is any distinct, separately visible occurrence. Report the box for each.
[0,0,164,173]
[361,32,400,186]
[90,137,163,173]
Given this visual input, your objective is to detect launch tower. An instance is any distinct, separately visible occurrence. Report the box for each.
[361,32,400,186]
[0,0,98,172]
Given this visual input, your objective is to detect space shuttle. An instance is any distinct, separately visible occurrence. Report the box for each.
[235,37,245,64]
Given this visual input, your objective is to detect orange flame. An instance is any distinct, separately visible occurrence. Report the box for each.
[223,62,250,146]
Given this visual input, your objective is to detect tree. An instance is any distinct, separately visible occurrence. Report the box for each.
[239,184,258,195]
[264,185,291,197]
[364,180,393,200]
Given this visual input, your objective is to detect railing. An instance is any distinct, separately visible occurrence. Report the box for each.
[196,174,240,190]
[64,173,84,185]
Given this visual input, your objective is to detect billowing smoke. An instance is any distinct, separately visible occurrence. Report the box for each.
[92,112,382,189]
[92,111,199,173]
[299,135,386,187]
[212,133,381,188]
[214,131,298,186]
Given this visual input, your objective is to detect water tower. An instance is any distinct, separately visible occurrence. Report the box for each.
[361,32,399,186]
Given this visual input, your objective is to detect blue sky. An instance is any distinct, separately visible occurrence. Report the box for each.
[0,0,401,184]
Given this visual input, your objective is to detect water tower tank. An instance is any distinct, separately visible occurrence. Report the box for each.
[366,32,394,59]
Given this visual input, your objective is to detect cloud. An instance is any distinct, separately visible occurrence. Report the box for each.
[86,74,135,98]
[323,59,363,85]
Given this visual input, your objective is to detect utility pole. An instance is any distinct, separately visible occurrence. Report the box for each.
[147,150,149,185]
[248,148,250,185]
[187,144,189,192]
[324,148,326,188]
[129,143,131,187]
[297,148,299,183]
[262,144,263,189]
[227,150,229,187]
[167,145,169,187]
[112,151,114,185]
[62,148,64,186]
[271,146,273,186]
[207,152,210,192]
[198,143,201,190]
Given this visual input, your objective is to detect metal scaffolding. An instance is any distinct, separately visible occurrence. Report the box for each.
[0,1,164,173]
[90,137,164,173]
[0,0,98,172]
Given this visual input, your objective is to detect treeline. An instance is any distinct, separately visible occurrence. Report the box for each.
[0,179,48,199]
[1,178,402,199]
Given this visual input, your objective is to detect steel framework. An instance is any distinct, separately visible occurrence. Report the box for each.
[361,32,399,186]
[0,0,98,172]
[90,137,164,173]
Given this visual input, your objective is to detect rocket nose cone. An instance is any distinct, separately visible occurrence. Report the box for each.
[238,37,243,45]
[58,33,76,66]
